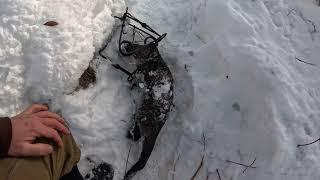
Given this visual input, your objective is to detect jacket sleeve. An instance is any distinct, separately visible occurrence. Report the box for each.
[0,117,12,157]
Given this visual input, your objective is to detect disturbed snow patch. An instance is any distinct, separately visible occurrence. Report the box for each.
[0,0,125,115]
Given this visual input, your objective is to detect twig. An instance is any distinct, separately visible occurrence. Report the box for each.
[295,57,317,67]
[124,143,133,176]
[216,169,222,180]
[242,158,256,173]
[287,8,295,16]
[172,154,180,180]
[306,19,317,33]
[190,134,206,180]
[296,11,318,40]
[191,154,204,180]
[297,138,320,147]
[226,159,257,171]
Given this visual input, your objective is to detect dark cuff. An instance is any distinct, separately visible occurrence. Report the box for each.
[0,117,12,157]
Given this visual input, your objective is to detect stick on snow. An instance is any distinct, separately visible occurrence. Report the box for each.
[226,158,257,172]
[216,169,222,180]
[295,57,317,67]
[297,138,320,147]
[190,134,206,180]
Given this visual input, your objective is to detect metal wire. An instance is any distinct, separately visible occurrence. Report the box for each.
[98,7,167,79]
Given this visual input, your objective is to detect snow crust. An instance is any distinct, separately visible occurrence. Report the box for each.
[2,0,320,180]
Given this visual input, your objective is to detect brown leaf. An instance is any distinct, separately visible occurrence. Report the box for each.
[44,21,58,27]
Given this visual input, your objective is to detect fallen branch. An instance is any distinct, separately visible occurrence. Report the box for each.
[297,138,320,147]
[190,134,206,180]
[295,57,317,67]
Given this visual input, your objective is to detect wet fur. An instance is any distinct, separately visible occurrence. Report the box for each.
[124,43,174,179]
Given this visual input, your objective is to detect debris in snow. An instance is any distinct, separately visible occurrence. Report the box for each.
[149,71,157,76]
[232,102,241,112]
[190,134,206,180]
[216,169,222,180]
[184,64,191,72]
[242,158,257,173]
[76,66,96,91]
[171,154,180,180]
[295,57,318,67]
[44,21,58,27]
[152,81,171,99]
[226,158,257,173]
[297,137,320,147]
[138,83,145,89]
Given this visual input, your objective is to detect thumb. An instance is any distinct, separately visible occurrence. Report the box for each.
[23,143,54,156]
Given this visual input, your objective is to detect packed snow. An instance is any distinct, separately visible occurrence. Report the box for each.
[1,0,320,179]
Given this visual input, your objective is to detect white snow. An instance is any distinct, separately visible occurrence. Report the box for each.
[0,0,125,114]
[2,0,320,180]
[152,79,171,100]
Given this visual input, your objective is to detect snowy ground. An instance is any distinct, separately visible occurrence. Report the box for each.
[1,0,320,179]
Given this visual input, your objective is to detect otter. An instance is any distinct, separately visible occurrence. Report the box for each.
[124,42,174,179]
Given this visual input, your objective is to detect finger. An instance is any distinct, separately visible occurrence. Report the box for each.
[23,143,53,156]
[35,111,65,123]
[24,104,48,114]
[41,118,70,134]
[36,124,64,147]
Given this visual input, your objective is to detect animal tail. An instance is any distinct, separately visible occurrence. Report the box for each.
[124,135,157,179]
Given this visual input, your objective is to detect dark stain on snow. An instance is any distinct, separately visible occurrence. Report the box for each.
[232,102,241,112]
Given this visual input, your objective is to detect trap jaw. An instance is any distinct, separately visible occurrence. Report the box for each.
[99,8,167,81]
[114,7,167,56]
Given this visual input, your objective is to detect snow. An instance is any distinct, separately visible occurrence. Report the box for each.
[152,79,171,100]
[1,0,320,180]
[0,0,125,114]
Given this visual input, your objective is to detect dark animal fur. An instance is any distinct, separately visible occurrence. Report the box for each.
[124,43,174,179]
[76,66,96,91]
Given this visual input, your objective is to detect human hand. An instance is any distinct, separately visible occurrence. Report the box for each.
[8,104,70,157]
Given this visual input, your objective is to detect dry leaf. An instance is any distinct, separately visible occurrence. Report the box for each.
[44,21,58,27]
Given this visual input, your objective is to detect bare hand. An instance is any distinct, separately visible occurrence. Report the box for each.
[8,104,70,157]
